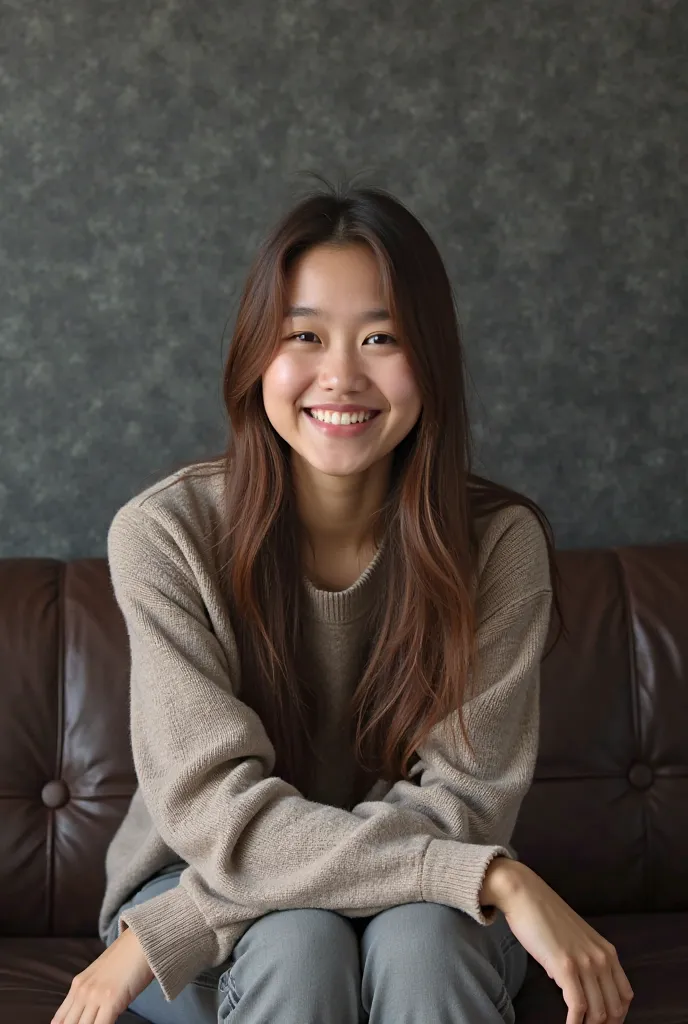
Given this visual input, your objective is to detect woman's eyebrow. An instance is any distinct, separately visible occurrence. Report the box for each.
[286,305,392,323]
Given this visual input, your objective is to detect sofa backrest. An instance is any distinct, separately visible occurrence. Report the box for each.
[1,543,686,936]
[512,544,688,919]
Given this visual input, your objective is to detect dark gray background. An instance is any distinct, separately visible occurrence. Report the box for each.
[1,0,686,558]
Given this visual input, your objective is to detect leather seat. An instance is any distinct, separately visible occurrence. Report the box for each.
[1,543,686,1022]
[0,938,142,1023]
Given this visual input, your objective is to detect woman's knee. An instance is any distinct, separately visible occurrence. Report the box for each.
[361,902,485,971]
[235,907,359,965]
[220,908,362,1024]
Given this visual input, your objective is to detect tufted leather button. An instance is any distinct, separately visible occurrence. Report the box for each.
[628,763,654,789]
[41,780,70,808]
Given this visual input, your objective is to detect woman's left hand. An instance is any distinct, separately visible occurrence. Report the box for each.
[498,863,633,1023]
[51,925,154,1024]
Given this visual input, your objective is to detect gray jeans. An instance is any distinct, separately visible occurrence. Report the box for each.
[107,862,528,1023]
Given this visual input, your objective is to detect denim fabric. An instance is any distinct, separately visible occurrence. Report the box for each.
[107,863,528,1023]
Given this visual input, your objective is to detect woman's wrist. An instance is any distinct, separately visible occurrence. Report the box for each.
[479,856,529,912]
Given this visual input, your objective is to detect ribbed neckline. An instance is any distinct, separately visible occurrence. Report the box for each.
[302,533,389,624]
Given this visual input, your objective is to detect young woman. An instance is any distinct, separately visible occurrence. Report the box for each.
[52,179,634,1024]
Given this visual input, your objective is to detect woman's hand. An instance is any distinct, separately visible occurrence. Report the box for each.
[498,862,634,1024]
[51,925,154,1024]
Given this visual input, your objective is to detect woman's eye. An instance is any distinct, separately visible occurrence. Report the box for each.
[364,333,395,345]
[287,332,395,345]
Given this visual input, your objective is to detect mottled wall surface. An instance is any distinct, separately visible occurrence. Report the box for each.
[1,0,685,558]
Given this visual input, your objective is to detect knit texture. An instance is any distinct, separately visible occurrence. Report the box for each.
[97,461,553,1002]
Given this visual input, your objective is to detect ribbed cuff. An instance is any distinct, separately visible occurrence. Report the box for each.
[420,839,514,926]
[118,883,218,1002]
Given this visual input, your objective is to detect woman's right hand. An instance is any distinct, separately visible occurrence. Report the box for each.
[497,862,634,1024]
[51,926,154,1024]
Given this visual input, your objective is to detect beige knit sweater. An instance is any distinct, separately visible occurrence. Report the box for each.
[97,461,553,1002]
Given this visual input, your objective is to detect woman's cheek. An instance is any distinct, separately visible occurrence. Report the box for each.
[264,354,308,400]
[382,360,422,409]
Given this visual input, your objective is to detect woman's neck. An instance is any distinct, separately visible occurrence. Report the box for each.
[292,452,392,573]
[301,537,380,591]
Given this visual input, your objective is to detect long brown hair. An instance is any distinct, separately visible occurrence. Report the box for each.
[159,175,567,800]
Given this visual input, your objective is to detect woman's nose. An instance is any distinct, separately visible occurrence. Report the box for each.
[318,348,366,391]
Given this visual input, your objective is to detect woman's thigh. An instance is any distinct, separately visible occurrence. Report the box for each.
[218,908,364,1023]
[107,867,364,1024]
[107,872,527,1024]
[359,902,529,1024]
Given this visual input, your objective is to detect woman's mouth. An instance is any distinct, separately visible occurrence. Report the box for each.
[302,408,382,437]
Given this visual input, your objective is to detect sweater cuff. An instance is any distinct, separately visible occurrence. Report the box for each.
[420,839,514,926]
[118,883,218,1002]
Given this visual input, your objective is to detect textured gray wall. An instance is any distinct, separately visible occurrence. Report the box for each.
[1,0,685,559]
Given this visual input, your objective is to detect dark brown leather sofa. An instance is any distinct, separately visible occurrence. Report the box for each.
[1,541,686,1023]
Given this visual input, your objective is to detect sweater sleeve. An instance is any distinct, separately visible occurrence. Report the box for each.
[351,508,553,890]
[107,501,545,1001]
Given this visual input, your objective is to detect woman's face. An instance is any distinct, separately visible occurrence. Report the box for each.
[261,242,422,480]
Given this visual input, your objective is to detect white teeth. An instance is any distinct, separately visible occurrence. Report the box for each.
[308,409,374,424]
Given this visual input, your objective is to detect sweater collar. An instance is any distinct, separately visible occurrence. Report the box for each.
[301,533,388,624]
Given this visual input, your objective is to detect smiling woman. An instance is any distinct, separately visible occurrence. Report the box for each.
[261,241,423,564]
[51,176,631,1024]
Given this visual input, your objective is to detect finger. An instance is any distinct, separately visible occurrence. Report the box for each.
[64,995,93,1024]
[606,954,634,1019]
[597,962,628,1022]
[72,1006,98,1024]
[82,1001,106,1024]
[579,966,606,1024]
[559,963,588,1024]
[93,1004,118,1024]
[62,996,87,1024]
[609,955,634,1006]
[50,993,74,1024]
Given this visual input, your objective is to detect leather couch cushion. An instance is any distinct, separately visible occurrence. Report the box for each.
[0,937,142,1023]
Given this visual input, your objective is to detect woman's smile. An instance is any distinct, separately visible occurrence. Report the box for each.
[302,407,383,437]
